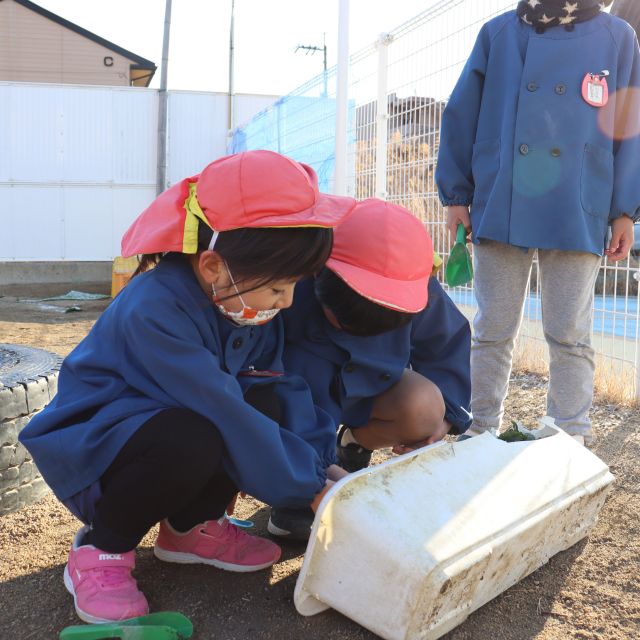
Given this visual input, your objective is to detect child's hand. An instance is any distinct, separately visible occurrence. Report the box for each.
[446,206,471,242]
[391,419,451,455]
[605,215,634,262]
[310,479,335,513]
[327,464,349,481]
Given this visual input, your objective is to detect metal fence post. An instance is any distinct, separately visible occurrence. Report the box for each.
[635,347,640,402]
[375,33,393,200]
[334,0,350,196]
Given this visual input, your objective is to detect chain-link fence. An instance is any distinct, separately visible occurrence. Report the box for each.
[229,0,640,403]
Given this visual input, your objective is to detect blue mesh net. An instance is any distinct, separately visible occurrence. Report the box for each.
[228,94,355,192]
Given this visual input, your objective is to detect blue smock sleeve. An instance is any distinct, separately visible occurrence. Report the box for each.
[271,374,338,468]
[409,279,472,433]
[241,311,338,468]
[120,303,327,509]
[610,28,640,222]
[435,23,491,207]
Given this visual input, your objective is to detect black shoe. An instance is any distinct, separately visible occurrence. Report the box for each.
[336,425,372,473]
[267,507,315,541]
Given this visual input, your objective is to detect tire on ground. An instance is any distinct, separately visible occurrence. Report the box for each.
[0,344,62,516]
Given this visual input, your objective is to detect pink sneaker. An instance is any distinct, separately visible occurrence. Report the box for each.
[63,526,149,623]
[154,519,281,572]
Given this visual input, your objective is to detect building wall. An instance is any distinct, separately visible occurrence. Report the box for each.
[167,90,280,185]
[0,0,134,86]
[0,82,279,263]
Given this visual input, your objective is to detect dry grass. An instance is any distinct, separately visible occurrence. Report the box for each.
[513,336,640,407]
[355,132,449,254]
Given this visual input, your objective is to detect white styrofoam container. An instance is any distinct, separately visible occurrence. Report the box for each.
[294,427,614,640]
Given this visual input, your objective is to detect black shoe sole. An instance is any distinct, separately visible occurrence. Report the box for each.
[267,508,314,542]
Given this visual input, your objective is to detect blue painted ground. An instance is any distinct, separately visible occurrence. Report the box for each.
[447,288,640,340]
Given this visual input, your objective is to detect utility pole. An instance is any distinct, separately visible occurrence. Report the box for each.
[156,0,172,195]
[295,33,328,96]
[228,0,235,133]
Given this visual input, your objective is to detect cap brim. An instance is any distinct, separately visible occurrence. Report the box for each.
[237,193,356,230]
[326,257,429,313]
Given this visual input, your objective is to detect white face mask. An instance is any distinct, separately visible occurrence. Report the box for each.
[212,262,281,326]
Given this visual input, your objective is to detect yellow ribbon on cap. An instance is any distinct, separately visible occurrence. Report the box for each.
[182,182,213,253]
[431,251,443,276]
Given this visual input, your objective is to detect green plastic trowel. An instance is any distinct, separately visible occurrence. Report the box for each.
[445,224,473,287]
[59,612,193,640]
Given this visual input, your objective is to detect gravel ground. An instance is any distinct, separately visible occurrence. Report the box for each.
[1,284,638,640]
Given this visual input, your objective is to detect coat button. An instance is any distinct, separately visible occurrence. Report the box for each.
[565,24,575,32]
[550,147,562,157]
[379,372,392,381]
[519,143,530,155]
[527,82,538,92]
[232,337,243,349]
[535,26,546,34]
[555,83,566,95]
[344,363,356,373]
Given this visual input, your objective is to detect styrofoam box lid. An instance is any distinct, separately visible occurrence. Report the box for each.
[294,429,613,640]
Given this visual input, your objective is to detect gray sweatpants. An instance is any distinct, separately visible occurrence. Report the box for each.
[471,240,601,439]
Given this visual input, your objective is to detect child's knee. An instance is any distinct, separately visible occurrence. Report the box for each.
[398,378,445,438]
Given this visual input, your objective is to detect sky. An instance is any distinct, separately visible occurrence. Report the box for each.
[33,0,442,96]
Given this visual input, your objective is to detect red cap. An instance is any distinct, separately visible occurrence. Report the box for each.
[326,198,433,313]
[121,150,356,257]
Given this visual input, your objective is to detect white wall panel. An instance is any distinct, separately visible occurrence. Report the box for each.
[234,94,279,130]
[167,91,227,187]
[0,87,11,180]
[167,92,279,186]
[112,187,157,256]
[0,187,15,258]
[62,186,114,260]
[5,84,62,181]
[60,87,114,182]
[2,185,64,259]
[0,83,278,262]
[112,89,157,184]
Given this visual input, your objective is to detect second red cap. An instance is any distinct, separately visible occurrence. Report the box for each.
[326,198,434,313]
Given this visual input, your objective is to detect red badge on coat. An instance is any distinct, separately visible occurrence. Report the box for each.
[581,71,609,107]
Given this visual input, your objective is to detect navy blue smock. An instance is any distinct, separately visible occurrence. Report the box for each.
[19,255,334,508]
[435,11,640,254]
[282,278,472,436]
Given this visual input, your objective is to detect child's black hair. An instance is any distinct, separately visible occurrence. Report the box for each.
[314,267,414,337]
[133,223,333,293]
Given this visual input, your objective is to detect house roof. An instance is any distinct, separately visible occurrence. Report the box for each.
[5,0,157,86]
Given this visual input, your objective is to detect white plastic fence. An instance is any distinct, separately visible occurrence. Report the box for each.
[0,83,276,262]
[232,0,640,402]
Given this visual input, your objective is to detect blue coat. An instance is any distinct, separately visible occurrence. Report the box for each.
[282,278,472,436]
[436,11,640,255]
[19,255,334,508]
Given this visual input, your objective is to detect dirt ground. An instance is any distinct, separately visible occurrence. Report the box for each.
[1,283,638,640]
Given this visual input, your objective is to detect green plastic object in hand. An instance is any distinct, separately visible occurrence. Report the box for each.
[445,224,473,287]
[59,612,193,640]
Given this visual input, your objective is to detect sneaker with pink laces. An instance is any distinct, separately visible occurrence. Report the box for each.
[63,526,149,623]
[154,518,281,572]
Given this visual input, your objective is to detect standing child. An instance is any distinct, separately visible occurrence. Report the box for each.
[436,0,640,444]
[269,199,471,540]
[19,150,355,622]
